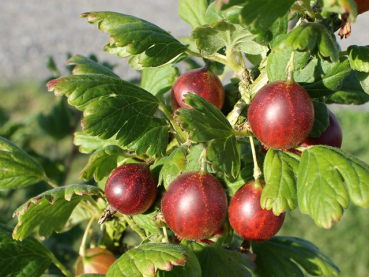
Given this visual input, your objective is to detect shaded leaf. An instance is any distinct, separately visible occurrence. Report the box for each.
[106,243,201,277]
[205,2,243,24]
[274,23,339,62]
[141,64,178,97]
[252,236,340,276]
[132,210,161,235]
[239,0,295,31]
[183,240,255,277]
[0,136,45,189]
[326,71,369,105]
[175,93,240,178]
[262,150,300,215]
[179,0,208,29]
[47,74,159,146]
[357,71,369,93]
[80,145,127,181]
[298,146,369,228]
[0,223,52,277]
[12,184,103,240]
[294,57,351,98]
[81,12,188,69]
[192,20,268,56]
[37,96,75,140]
[309,101,329,138]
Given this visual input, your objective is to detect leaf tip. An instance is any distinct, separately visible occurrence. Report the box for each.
[80,12,90,18]
[46,79,59,91]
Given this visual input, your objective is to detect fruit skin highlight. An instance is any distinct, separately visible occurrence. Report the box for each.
[75,247,116,275]
[300,110,343,148]
[161,171,228,240]
[248,81,314,150]
[228,180,286,242]
[105,163,157,216]
[171,67,225,110]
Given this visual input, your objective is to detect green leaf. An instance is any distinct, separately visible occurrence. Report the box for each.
[183,240,255,277]
[159,146,187,189]
[205,2,243,24]
[239,0,295,31]
[321,0,357,19]
[37,96,75,140]
[294,57,351,98]
[309,101,329,138]
[262,150,300,215]
[12,184,103,240]
[159,144,207,189]
[0,136,45,189]
[274,23,339,62]
[298,146,369,228]
[251,236,340,276]
[0,223,53,277]
[81,12,188,69]
[348,45,369,72]
[80,145,127,181]
[74,132,118,154]
[175,93,240,178]
[132,210,161,235]
[125,117,169,158]
[179,0,208,29]
[267,47,310,82]
[67,54,120,78]
[106,243,201,277]
[141,64,178,97]
[192,20,268,56]
[325,70,369,104]
[47,74,159,145]
[357,71,369,93]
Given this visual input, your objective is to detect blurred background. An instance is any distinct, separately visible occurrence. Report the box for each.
[1,1,369,276]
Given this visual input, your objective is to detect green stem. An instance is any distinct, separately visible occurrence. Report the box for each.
[79,217,95,257]
[123,214,146,240]
[249,135,262,181]
[159,103,187,144]
[162,226,169,243]
[186,49,203,58]
[301,0,316,19]
[51,254,74,277]
[199,145,208,174]
[226,48,245,75]
[204,53,229,66]
[44,176,59,189]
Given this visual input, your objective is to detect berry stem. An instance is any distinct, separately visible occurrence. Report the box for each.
[286,51,296,84]
[159,102,187,144]
[79,217,95,257]
[123,214,146,240]
[199,145,208,174]
[50,253,74,277]
[249,135,262,181]
[162,226,169,243]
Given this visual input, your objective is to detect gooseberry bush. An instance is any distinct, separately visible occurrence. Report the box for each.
[1,0,369,276]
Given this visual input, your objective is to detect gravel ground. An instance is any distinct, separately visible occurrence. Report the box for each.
[0,1,368,85]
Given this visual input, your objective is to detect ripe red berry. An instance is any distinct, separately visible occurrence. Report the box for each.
[161,171,228,240]
[248,81,314,149]
[228,180,285,242]
[171,67,225,110]
[75,247,116,275]
[300,110,342,148]
[105,164,157,216]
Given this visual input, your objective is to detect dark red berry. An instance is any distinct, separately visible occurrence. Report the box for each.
[248,81,314,149]
[171,67,225,110]
[105,164,157,216]
[161,171,228,240]
[75,247,116,275]
[300,110,342,148]
[228,180,285,242]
